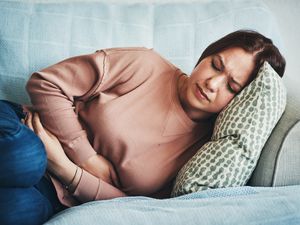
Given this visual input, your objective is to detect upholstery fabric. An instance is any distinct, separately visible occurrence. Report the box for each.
[0,0,282,104]
[273,121,300,186]
[172,62,286,196]
[250,120,300,186]
[248,100,300,186]
[45,185,300,225]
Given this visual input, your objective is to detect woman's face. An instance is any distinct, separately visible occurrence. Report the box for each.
[180,47,255,120]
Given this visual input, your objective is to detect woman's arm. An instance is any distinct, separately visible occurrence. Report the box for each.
[26,48,151,167]
[26,48,151,201]
[25,111,127,201]
[26,51,122,195]
[26,52,106,165]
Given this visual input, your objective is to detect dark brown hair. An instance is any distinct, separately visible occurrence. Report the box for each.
[195,30,286,79]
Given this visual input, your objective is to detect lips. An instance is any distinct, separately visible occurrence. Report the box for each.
[195,83,209,102]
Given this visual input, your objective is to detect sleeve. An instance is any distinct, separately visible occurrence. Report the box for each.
[26,47,153,164]
[26,47,152,201]
[26,51,108,165]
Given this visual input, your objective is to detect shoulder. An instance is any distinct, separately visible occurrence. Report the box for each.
[100,47,150,54]
[98,47,178,71]
[99,47,153,60]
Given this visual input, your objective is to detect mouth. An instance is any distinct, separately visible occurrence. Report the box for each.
[195,83,209,102]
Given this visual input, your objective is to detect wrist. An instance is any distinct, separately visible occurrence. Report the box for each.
[67,167,83,193]
[49,158,83,193]
[51,159,78,185]
[57,161,83,193]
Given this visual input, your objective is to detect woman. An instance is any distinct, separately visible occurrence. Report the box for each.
[0,30,285,225]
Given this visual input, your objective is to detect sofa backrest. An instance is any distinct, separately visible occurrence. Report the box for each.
[0,0,283,103]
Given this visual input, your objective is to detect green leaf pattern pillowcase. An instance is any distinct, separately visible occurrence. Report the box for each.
[172,62,287,197]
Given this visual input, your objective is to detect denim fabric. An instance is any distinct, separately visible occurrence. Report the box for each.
[0,100,64,225]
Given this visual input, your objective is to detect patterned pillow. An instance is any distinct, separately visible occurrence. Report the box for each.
[171,62,287,197]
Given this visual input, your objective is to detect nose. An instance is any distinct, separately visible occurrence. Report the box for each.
[205,74,227,93]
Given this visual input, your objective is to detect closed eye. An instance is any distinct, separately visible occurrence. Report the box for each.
[211,59,221,71]
[211,57,236,94]
[227,83,237,94]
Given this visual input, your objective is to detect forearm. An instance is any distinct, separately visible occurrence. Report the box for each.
[24,111,126,201]
[49,158,79,193]
[51,159,127,202]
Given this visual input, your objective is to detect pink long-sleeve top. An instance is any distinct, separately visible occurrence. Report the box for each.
[26,47,213,206]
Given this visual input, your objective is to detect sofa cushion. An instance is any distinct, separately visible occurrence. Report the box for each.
[44,185,300,225]
[0,0,282,104]
[171,62,286,196]
[249,120,300,186]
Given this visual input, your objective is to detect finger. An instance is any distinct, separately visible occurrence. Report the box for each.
[31,113,54,137]
[32,113,46,135]
[44,127,57,139]
[25,111,34,131]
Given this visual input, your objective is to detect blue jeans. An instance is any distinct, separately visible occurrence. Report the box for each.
[0,100,65,225]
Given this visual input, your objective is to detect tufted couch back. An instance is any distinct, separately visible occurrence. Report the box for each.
[0,0,284,103]
[0,0,299,187]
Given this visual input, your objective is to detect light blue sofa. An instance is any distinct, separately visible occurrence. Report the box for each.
[1,0,300,224]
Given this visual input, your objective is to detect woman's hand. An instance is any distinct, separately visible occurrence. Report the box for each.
[24,111,120,188]
[81,154,120,187]
[24,112,77,185]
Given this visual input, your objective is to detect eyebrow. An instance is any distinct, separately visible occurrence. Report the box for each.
[216,54,243,89]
